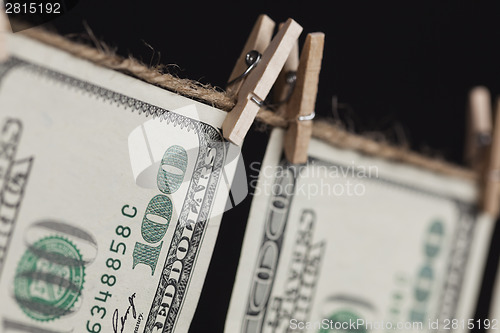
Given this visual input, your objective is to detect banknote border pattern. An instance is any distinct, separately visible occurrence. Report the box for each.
[0,57,227,333]
[0,118,33,279]
[243,156,477,333]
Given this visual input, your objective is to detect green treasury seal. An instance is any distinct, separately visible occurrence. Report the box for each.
[14,235,85,321]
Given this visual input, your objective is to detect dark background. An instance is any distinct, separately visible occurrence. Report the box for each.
[12,0,500,331]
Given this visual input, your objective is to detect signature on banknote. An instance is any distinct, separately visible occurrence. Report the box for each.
[112,293,138,333]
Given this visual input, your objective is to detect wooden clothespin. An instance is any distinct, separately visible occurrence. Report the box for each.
[226,15,275,97]
[465,86,492,171]
[481,94,500,218]
[283,32,325,164]
[464,87,500,218]
[273,24,299,117]
[0,0,9,61]
[462,86,500,217]
[222,18,303,145]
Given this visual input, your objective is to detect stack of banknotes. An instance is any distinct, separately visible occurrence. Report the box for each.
[0,33,498,333]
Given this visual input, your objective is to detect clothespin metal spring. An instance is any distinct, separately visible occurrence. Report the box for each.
[298,111,315,121]
[227,50,262,87]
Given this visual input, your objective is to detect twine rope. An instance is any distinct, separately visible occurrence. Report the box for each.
[18,27,476,181]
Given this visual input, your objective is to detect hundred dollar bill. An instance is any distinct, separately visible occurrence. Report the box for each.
[226,128,492,333]
[0,33,240,332]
